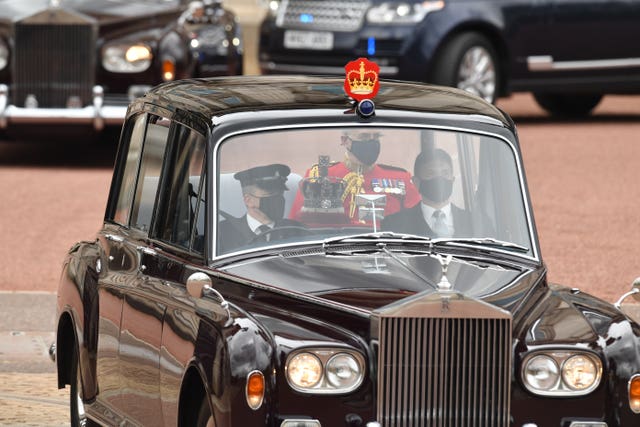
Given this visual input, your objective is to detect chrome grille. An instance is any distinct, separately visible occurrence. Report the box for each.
[277,0,370,32]
[377,297,512,427]
[13,20,95,108]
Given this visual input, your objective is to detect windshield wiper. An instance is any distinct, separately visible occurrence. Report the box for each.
[323,231,431,247]
[433,237,529,253]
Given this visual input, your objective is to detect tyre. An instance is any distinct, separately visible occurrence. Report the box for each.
[197,396,215,427]
[70,347,98,427]
[431,32,500,104]
[533,93,603,117]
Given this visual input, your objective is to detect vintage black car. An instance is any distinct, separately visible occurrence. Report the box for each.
[0,0,242,138]
[53,61,640,426]
[259,0,640,117]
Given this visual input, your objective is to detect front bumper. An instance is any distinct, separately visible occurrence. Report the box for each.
[0,84,135,131]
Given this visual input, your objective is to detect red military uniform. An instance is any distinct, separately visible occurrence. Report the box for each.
[289,161,420,226]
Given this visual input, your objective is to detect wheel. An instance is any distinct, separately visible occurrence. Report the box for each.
[431,32,500,103]
[533,93,603,117]
[197,397,215,427]
[70,346,98,427]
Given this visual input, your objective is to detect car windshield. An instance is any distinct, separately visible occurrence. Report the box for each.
[215,125,534,258]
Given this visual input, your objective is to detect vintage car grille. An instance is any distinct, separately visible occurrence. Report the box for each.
[277,0,370,32]
[13,20,96,108]
[377,296,512,426]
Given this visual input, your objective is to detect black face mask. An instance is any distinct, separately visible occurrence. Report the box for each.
[259,194,286,221]
[349,140,380,166]
[419,177,453,204]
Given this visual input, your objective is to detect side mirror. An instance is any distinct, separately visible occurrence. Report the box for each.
[186,271,212,298]
[633,277,640,302]
[186,271,230,319]
[615,277,640,324]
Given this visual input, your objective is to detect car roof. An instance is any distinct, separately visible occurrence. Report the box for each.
[135,75,514,129]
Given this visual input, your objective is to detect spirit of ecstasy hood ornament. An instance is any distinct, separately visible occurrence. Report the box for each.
[436,253,453,291]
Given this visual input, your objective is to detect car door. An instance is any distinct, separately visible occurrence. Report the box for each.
[96,112,172,424]
[534,0,640,72]
[96,113,148,416]
[146,123,209,425]
[116,113,172,425]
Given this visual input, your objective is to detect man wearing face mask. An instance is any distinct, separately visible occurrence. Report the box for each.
[383,149,472,238]
[218,163,305,253]
[289,130,420,225]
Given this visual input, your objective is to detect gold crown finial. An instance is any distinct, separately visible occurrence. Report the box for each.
[347,61,378,95]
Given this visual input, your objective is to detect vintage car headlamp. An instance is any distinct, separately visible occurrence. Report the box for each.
[325,353,362,389]
[562,354,599,391]
[287,352,323,388]
[523,354,560,391]
[367,1,445,25]
[102,43,152,73]
[0,37,8,71]
[522,351,602,396]
[286,348,365,394]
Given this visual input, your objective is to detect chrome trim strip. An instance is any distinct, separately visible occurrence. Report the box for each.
[0,84,7,128]
[629,374,640,414]
[261,61,400,76]
[0,85,125,129]
[211,120,540,263]
[528,55,640,72]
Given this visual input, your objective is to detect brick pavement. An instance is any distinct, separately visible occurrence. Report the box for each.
[0,292,68,426]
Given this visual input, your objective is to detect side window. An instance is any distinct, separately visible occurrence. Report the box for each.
[154,125,206,253]
[130,115,171,232]
[112,114,147,225]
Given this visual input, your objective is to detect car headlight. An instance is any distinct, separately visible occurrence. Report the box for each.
[0,37,8,71]
[562,354,599,391]
[286,348,365,394]
[522,351,602,396]
[102,43,152,73]
[367,1,445,25]
[287,352,322,388]
[523,354,560,390]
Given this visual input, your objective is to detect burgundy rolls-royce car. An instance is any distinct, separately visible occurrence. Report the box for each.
[52,59,640,426]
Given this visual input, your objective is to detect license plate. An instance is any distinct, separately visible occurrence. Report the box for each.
[284,30,334,50]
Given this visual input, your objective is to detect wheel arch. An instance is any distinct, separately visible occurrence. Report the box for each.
[56,310,77,389]
[178,363,212,427]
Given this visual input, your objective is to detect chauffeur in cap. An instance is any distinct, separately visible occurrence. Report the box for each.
[289,130,420,224]
[218,163,305,254]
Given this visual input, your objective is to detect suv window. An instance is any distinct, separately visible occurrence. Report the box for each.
[130,115,171,232]
[155,125,206,253]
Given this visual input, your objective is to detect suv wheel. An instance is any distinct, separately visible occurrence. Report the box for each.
[431,32,500,103]
[533,93,603,117]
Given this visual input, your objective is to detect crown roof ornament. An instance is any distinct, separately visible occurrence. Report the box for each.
[344,58,379,118]
[344,58,380,102]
